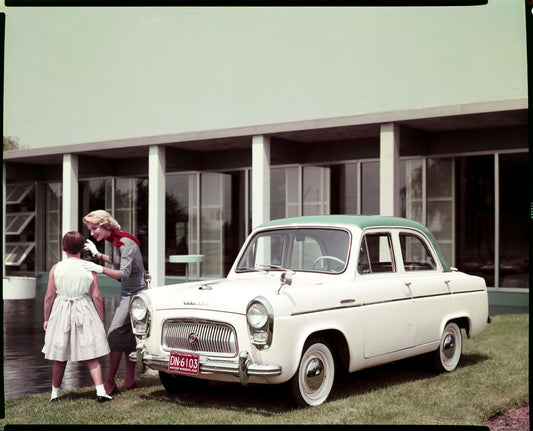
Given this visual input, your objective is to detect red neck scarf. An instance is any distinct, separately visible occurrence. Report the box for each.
[106,230,141,248]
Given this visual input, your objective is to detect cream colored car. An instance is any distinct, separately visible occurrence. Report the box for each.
[130,215,490,407]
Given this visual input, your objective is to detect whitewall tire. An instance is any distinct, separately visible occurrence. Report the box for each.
[434,322,463,372]
[289,338,336,407]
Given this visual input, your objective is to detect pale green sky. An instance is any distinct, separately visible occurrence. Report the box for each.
[2,2,527,150]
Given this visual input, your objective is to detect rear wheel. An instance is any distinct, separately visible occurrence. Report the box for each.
[159,371,208,394]
[289,338,336,407]
[434,322,463,372]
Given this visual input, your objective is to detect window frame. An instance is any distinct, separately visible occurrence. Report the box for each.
[398,231,438,272]
[357,231,397,275]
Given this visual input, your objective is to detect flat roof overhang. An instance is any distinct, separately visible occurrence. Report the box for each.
[3,98,528,167]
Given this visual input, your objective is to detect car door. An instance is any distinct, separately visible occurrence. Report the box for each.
[358,230,415,358]
[398,231,452,346]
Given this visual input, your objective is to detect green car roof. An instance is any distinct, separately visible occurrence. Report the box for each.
[258,215,451,272]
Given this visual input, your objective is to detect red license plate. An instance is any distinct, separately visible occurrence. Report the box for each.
[168,351,200,375]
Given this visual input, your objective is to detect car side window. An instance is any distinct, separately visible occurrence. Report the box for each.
[358,233,395,274]
[399,233,436,271]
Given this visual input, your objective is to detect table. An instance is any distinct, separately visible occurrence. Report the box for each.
[169,254,204,282]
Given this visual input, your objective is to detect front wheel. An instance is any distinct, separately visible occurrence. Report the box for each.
[434,322,463,372]
[289,338,336,407]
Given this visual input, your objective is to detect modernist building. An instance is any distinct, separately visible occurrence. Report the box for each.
[3,4,529,309]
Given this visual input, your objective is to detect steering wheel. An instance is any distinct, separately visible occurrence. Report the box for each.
[312,256,346,270]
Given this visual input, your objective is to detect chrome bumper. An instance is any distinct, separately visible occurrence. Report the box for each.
[130,344,282,386]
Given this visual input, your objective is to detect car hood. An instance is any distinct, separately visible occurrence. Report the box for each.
[146,273,295,315]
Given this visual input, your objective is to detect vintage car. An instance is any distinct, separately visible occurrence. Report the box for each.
[129,215,490,407]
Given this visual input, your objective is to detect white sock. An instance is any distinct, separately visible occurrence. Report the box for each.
[96,384,111,398]
[51,386,60,399]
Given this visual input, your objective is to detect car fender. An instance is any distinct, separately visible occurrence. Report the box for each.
[260,313,355,383]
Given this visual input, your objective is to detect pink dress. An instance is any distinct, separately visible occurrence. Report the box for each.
[41,259,110,362]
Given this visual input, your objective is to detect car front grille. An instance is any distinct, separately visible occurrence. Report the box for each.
[162,319,238,357]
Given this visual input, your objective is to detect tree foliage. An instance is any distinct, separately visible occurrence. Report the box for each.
[3,136,21,151]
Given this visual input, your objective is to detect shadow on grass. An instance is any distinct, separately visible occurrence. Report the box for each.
[136,351,490,413]
[331,352,490,402]
[141,380,292,416]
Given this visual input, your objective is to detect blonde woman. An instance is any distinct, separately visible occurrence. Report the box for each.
[81,210,147,396]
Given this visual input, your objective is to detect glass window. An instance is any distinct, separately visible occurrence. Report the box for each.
[5,212,35,235]
[79,179,112,256]
[290,236,323,270]
[166,174,198,276]
[455,155,494,286]
[45,183,62,270]
[236,228,349,274]
[399,233,436,271]
[271,167,300,219]
[6,184,33,204]
[5,183,35,274]
[400,159,423,223]
[79,178,148,264]
[5,242,35,266]
[427,158,454,266]
[330,163,358,215]
[200,171,247,278]
[358,233,395,274]
[273,164,359,219]
[499,153,529,288]
[361,161,379,215]
[400,158,454,266]
[302,166,330,216]
[238,234,285,269]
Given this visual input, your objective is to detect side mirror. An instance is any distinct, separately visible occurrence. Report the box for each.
[277,271,293,294]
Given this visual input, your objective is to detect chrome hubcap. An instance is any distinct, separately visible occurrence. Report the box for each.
[443,333,456,360]
[305,357,325,390]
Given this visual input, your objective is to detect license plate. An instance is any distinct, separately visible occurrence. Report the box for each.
[168,350,200,375]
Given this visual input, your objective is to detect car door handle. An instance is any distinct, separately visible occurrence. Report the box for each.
[340,299,356,304]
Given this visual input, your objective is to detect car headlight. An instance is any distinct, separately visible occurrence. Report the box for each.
[131,296,148,321]
[246,297,274,350]
[247,302,268,329]
[129,292,151,339]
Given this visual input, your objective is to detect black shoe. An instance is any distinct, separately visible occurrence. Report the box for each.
[97,394,112,403]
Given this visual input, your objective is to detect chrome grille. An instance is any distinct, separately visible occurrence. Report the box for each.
[162,319,237,357]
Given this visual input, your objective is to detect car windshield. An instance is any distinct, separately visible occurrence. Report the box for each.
[236,228,350,274]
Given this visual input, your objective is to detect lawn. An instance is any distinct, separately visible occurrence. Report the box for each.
[1,313,528,427]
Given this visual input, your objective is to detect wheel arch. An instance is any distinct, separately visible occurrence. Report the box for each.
[445,315,472,338]
[302,329,350,372]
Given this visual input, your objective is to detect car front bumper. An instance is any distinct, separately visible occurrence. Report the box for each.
[130,343,282,386]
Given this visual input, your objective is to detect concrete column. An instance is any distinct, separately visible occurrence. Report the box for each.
[2,161,6,278]
[62,154,79,236]
[148,145,166,288]
[252,135,271,229]
[379,123,401,217]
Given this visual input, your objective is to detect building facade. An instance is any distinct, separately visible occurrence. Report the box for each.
[3,98,529,308]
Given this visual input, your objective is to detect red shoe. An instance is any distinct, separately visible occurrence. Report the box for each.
[120,381,138,391]
[106,382,118,396]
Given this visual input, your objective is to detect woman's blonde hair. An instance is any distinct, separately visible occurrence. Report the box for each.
[83,210,121,231]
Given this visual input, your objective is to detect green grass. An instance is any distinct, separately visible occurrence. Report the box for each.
[1,314,528,427]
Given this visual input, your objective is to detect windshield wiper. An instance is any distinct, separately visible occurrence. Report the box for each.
[238,266,268,274]
[257,264,295,274]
